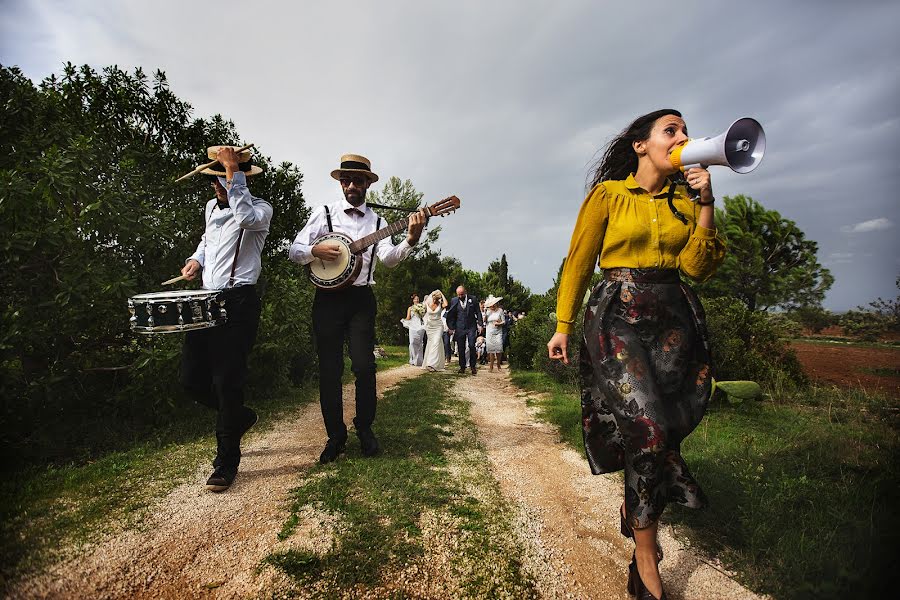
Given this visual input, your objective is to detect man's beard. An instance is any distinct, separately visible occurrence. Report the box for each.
[344,189,366,207]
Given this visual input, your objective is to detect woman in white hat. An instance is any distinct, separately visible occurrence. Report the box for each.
[483,295,505,371]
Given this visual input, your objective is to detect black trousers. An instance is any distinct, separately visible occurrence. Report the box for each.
[454,327,478,369]
[313,285,377,442]
[181,286,261,470]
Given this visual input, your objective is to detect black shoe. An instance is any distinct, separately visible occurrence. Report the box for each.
[470,366,477,375]
[239,407,258,438]
[206,466,237,492]
[458,367,466,374]
[319,438,346,464]
[358,429,381,457]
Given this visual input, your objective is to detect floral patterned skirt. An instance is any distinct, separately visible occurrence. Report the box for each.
[579,268,712,528]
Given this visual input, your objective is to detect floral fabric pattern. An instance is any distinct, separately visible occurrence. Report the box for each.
[579,270,712,528]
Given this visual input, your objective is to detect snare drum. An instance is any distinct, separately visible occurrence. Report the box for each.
[128,290,226,334]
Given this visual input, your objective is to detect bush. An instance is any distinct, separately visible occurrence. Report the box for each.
[787,305,834,334]
[703,296,808,390]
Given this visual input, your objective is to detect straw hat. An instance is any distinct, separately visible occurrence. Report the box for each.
[484,294,503,308]
[330,153,379,183]
[200,145,263,177]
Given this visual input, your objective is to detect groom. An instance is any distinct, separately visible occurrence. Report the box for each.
[445,285,483,374]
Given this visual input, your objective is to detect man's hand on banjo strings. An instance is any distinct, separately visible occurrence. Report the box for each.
[312,243,342,261]
[407,208,427,245]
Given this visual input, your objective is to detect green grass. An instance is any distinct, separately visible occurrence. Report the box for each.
[0,345,408,590]
[509,368,900,600]
[266,374,538,598]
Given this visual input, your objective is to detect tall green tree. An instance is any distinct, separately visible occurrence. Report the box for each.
[483,254,533,312]
[367,177,453,343]
[697,195,833,311]
[0,63,309,465]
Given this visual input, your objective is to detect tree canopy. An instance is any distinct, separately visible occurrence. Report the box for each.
[696,195,833,311]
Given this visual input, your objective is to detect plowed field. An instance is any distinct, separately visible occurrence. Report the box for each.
[790,341,900,396]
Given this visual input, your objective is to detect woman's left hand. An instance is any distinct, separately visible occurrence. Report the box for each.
[685,167,713,204]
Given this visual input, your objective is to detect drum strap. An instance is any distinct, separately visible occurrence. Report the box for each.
[324,205,333,232]
[228,229,244,288]
[367,217,381,284]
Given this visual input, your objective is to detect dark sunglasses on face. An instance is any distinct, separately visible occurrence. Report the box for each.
[339,175,368,187]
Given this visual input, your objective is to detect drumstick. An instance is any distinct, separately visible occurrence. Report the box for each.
[161,274,188,285]
[174,143,255,183]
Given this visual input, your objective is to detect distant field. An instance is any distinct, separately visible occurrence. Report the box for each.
[790,340,900,396]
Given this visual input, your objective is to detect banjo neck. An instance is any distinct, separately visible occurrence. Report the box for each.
[347,212,425,255]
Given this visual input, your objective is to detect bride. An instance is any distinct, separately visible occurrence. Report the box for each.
[422,290,448,371]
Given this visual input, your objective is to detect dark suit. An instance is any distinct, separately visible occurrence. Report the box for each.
[444,295,484,370]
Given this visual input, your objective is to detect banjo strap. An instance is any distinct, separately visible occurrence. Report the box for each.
[324,205,334,232]
[367,217,381,284]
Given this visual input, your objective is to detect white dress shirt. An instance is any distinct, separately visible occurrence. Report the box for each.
[187,172,274,290]
[289,198,414,286]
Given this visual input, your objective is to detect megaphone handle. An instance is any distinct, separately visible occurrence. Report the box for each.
[682,163,703,171]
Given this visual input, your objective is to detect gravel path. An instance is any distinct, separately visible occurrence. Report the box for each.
[457,368,769,600]
[9,364,423,600]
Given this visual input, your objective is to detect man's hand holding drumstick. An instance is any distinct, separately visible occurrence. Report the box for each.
[181,259,201,281]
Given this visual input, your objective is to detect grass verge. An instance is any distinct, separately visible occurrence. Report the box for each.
[509,368,900,600]
[0,345,408,590]
[265,373,538,598]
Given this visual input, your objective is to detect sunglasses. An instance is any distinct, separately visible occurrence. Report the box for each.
[339,175,368,187]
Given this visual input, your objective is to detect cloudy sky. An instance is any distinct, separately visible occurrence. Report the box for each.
[3,0,898,310]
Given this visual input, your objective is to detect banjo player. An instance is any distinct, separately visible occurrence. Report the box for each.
[289,154,427,463]
[180,145,273,492]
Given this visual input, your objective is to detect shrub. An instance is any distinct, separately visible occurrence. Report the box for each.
[702,296,808,390]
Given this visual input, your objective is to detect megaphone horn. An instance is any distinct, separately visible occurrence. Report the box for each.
[669,117,766,174]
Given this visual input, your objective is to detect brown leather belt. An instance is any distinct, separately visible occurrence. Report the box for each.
[603,268,680,283]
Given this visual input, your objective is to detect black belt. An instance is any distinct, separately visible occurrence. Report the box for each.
[603,268,680,283]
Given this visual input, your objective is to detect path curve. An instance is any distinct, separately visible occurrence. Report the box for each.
[457,369,768,600]
[10,364,424,600]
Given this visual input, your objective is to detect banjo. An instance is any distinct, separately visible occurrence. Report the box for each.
[308,195,461,290]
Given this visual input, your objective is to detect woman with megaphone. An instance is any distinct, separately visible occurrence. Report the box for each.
[547,109,726,600]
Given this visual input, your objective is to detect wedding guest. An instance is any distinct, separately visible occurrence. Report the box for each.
[402,294,426,366]
[547,109,725,599]
[483,295,505,371]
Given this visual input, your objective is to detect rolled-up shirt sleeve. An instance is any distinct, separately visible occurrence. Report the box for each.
[289,206,326,265]
[376,236,413,268]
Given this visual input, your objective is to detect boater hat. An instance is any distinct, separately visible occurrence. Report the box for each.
[200,145,263,177]
[330,153,379,183]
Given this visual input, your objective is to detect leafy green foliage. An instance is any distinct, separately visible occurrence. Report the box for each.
[838,276,900,340]
[697,195,833,311]
[703,296,807,389]
[0,64,311,467]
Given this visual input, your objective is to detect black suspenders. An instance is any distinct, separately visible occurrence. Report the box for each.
[324,206,380,286]
[367,217,381,284]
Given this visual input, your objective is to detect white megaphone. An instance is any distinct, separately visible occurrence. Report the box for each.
[669,117,766,174]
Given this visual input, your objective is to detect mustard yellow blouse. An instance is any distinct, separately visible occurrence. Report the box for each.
[555,174,726,334]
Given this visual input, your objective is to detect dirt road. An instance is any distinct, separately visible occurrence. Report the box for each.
[11,364,769,599]
[9,365,423,600]
[458,369,767,600]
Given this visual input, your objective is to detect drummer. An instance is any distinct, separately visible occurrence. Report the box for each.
[180,145,273,492]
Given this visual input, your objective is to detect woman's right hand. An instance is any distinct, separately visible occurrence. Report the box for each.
[547,332,570,364]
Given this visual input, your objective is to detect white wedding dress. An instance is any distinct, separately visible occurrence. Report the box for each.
[422,301,446,371]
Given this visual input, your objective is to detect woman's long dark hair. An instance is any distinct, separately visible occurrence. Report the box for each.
[587,109,682,191]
